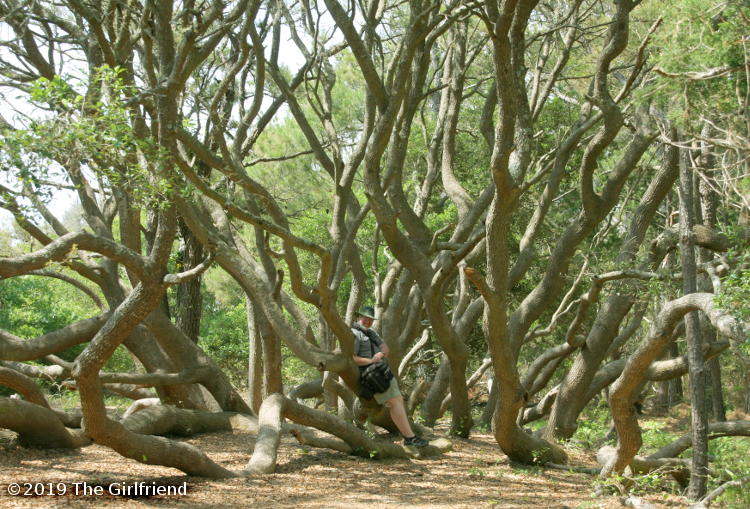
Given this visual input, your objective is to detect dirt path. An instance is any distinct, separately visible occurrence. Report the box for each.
[1,428,688,508]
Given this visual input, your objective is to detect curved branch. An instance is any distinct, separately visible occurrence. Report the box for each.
[99,366,213,386]
[122,405,258,436]
[0,313,110,361]
[691,476,750,509]
[0,231,147,279]
[321,0,387,111]
[0,366,52,409]
[162,253,214,286]
[1,359,69,380]
[26,269,104,309]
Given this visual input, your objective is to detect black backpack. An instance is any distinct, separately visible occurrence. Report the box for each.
[360,360,394,396]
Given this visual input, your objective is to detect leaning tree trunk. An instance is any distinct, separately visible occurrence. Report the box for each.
[601,293,748,479]
[543,295,632,440]
[75,280,236,478]
[421,354,451,426]
[473,192,566,464]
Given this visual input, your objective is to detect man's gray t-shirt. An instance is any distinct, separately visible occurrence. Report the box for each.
[352,324,383,359]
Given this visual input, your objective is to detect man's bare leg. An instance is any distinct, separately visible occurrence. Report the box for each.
[386,395,415,437]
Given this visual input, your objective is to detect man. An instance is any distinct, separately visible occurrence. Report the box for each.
[352,306,428,447]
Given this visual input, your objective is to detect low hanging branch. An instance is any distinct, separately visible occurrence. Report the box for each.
[0,313,111,361]
[649,421,750,460]
[0,231,148,279]
[0,366,55,409]
[0,365,82,427]
[98,366,214,386]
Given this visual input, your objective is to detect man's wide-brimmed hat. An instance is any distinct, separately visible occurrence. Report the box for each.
[356,306,377,319]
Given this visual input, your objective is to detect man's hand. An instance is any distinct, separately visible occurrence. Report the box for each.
[371,352,385,363]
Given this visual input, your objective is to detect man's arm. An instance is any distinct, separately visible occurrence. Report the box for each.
[352,351,385,366]
[379,342,390,356]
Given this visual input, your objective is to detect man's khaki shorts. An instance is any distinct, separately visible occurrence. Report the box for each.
[374,378,401,405]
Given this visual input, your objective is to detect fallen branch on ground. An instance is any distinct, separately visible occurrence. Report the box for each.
[690,476,750,508]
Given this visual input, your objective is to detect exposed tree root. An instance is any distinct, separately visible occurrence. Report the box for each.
[101,418,238,478]
[0,398,90,448]
[545,462,601,475]
[288,425,353,454]
[245,393,452,474]
[122,405,258,436]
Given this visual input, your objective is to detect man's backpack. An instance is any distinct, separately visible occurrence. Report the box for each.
[360,360,394,395]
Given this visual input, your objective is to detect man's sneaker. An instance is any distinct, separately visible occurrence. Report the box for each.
[403,435,429,447]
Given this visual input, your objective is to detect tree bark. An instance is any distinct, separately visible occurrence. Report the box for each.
[174,219,204,342]
[247,296,264,413]
[0,398,90,449]
[680,149,709,500]
[544,295,632,440]
[697,131,726,422]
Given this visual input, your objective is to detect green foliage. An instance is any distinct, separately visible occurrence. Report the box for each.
[199,296,249,388]
[571,402,612,449]
[716,229,750,328]
[0,274,112,397]
[198,274,319,388]
[47,392,132,413]
[716,268,750,326]
[281,345,319,387]
[706,437,750,508]
[645,0,749,129]
[594,470,673,497]
[639,420,678,456]
[0,275,95,351]
[2,66,174,210]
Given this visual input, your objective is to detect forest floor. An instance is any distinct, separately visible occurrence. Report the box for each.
[0,421,694,509]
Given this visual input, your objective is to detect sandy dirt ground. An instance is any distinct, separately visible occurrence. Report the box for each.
[0,427,691,509]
